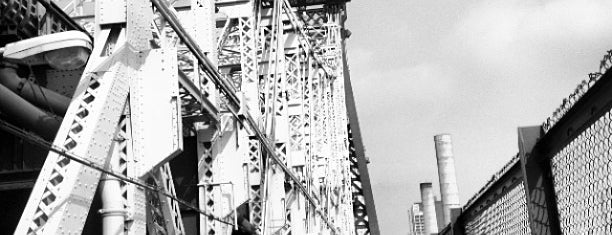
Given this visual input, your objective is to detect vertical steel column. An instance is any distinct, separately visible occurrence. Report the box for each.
[189,0,220,234]
[238,7,265,233]
[128,45,184,233]
[261,1,289,233]
[322,6,345,234]
[308,65,327,234]
[420,183,439,235]
[339,4,380,234]
[433,134,460,225]
[196,132,217,234]
[116,107,148,235]
[302,42,316,235]
[285,34,308,234]
[517,126,561,235]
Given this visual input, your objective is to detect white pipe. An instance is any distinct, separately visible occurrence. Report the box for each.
[99,151,126,235]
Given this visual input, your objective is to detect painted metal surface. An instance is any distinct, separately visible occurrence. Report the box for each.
[16,45,132,234]
[129,48,182,176]
[5,0,379,234]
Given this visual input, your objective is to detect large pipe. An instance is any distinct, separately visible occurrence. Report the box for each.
[99,149,127,235]
[420,182,438,235]
[0,65,71,116]
[0,83,61,139]
[434,134,460,225]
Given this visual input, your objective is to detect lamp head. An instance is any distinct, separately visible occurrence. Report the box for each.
[2,30,92,70]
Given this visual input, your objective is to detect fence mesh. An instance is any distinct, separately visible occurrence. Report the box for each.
[464,183,531,235]
[551,110,612,234]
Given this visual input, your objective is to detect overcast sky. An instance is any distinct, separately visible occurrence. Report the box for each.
[344,0,612,234]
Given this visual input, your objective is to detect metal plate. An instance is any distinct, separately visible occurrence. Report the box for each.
[97,0,127,25]
[130,48,182,176]
[127,0,153,51]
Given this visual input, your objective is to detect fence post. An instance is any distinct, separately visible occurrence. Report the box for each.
[517,126,561,235]
[449,208,464,235]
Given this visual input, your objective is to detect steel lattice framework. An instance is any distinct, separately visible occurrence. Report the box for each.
[0,0,379,234]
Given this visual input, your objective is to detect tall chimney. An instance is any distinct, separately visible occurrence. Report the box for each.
[434,134,460,225]
[419,183,438,234]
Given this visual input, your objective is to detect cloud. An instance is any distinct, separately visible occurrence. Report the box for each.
[447,0,612,70]
[348,48,455,106]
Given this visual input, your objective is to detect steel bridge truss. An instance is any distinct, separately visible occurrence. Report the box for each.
[5,0,379,234]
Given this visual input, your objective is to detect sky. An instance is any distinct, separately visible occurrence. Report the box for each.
[343,0,612,234]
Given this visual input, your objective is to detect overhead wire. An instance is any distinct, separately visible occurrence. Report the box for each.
[0,118,234,226]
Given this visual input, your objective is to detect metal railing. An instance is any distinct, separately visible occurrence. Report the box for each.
[442,49,612,235]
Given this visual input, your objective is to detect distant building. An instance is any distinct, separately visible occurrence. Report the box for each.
[410,203,426,235]
[410,198,446,235]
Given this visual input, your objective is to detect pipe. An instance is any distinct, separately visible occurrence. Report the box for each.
[434,134,461,225]
[420,182,438,235]
[0,83,61,139]
[0,66,71,116]
[99,150,127,235]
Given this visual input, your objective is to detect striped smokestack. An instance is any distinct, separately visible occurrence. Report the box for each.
[434,134,460,225]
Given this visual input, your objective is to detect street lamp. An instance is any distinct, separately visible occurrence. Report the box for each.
[0,30,93,139]
[0,30,92,70]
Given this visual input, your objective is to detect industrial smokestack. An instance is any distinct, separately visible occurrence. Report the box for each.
[419,183,438,234]
[434,134,460,225]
